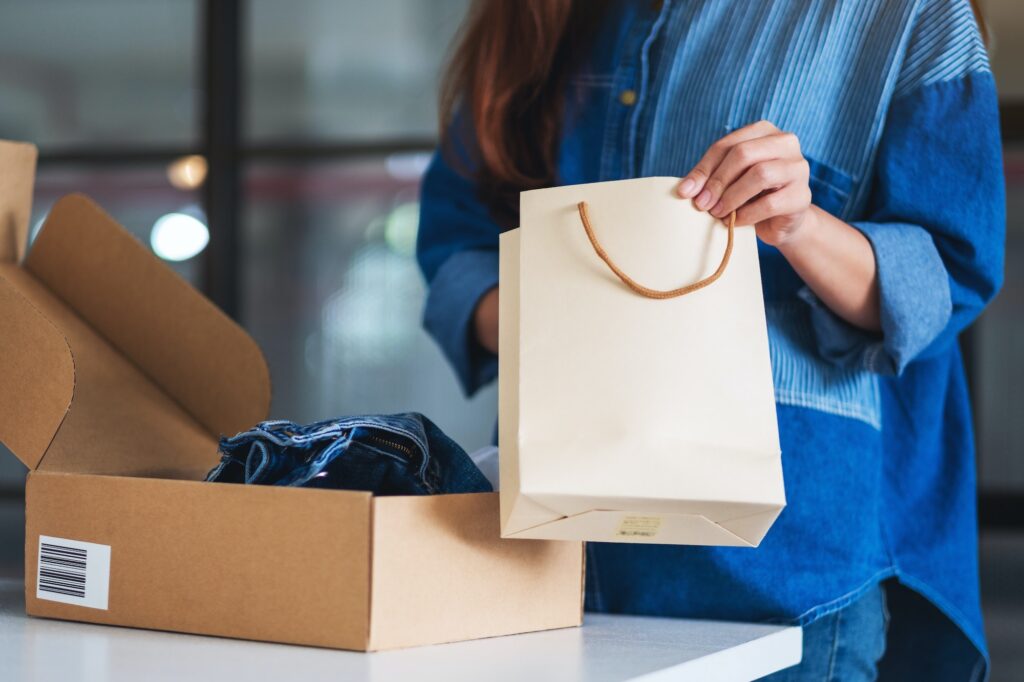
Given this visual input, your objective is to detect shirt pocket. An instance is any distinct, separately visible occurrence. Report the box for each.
[806,156,855,217]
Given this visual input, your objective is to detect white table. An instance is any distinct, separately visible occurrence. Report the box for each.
[0,578,800,681]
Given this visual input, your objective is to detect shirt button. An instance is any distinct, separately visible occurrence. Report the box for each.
[619,89,637,106]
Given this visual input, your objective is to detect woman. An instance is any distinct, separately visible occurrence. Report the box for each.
[417,1,1004,679]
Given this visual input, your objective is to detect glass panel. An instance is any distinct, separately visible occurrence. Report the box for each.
[247,0,468,142]
[243,155,497,453]
[0,0,198,148]
[984,0,1024,99]
[977,147,1024,489]
[31,164,205,285]
[981,530,1024,677]
[0,496,23,578]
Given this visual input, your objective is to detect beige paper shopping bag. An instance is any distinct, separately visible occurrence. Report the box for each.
[499,177,784,546]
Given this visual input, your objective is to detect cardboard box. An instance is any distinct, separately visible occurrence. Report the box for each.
[0,140,584,650]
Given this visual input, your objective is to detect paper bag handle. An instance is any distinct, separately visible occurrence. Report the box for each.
[577,201,735,300]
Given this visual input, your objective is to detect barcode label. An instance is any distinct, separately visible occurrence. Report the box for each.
[36,535,110,610]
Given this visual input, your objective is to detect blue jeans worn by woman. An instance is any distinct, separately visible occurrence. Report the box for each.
[758,585,888,682]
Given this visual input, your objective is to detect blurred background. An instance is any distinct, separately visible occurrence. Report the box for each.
[0,0,1020,677]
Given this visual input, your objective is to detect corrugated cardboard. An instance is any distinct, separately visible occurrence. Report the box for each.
[0,139,583,650]
[499,178,784,546]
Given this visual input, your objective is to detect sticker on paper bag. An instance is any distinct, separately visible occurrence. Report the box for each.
[616,516,663,539]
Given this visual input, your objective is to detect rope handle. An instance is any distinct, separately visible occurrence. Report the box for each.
[577,201,735,300]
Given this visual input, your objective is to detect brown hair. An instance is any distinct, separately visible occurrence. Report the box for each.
[439,0,607,225]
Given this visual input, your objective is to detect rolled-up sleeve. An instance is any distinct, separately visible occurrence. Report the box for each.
[416,141,503,396]
[800,219,954,376]
[804,61,1004,375]
[422,249,499,394]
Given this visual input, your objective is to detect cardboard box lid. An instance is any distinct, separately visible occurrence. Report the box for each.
[0,141,270,475]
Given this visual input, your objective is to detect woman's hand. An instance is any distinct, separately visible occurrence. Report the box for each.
[676,120,812,248]
[473,287,500,354]
[678,120,882,333]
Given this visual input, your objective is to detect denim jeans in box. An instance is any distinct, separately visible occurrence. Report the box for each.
[205,413,492,495]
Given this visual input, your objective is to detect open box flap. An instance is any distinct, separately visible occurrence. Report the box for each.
[24,194,271,439]
[0,261,222,478]
[0,191,270,478]
[0,272,74,469]
[0,140,37,264]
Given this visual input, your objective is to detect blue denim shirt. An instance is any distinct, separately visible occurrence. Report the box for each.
[416,1,1004,678]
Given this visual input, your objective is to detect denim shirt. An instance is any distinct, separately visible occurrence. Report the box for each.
[416,1,1004,678]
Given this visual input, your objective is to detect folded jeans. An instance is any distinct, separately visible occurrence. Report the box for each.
[205,412,493,495]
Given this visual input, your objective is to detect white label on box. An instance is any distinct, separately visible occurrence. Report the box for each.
[616,516,663,539]
[36,535,111,610]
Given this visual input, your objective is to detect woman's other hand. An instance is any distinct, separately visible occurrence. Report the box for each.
[676,120,813,248]
[473,287,500,354]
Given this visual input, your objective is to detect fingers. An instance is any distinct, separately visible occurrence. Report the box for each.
[693,133,800,211]
[710,158,809,218]
[734,183,812,226]
[677,120,779,198]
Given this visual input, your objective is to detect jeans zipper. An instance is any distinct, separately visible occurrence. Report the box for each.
[367,434,415,457]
